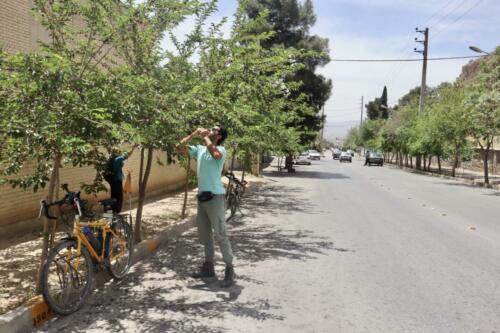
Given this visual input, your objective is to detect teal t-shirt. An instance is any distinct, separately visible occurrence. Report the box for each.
[188,145,227,195]
[111,153,128,182]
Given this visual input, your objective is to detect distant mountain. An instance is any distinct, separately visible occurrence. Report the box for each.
[323,120,359,141]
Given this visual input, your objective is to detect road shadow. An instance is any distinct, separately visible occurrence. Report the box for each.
[432,180,497,192]
[39,180,345,333]
[40,224,337,333]
[236,183,316,219]
[264,170,350,180]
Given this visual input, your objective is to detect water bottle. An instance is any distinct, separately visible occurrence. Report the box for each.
[83,226,101,253]
[103,210,113,224]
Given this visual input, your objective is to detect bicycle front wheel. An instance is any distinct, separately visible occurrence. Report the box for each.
[41,239,94,316]
[106,217,133,280]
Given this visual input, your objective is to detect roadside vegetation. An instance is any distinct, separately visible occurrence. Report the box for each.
[0,0,330,295]
[344,47,500,184]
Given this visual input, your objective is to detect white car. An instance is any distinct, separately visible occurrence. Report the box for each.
[307,149,321,160]
[295,153,311,165]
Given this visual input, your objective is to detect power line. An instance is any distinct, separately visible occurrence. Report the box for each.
[379,0,461,89]
[331,55,480,62]
[380,0,472,90]
[427,0,470,31]
[422,0,456,27]
[433,0,486,40]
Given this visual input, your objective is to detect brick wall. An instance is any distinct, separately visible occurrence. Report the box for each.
[0,3,194,229]
[0,148,189,228]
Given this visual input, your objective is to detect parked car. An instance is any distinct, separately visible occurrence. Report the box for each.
[332,149,341,159]
[295,152,312,165]
[346,149,354,157]
[308,149,321,160]
[367,152,384,166]
[339,151,352,163]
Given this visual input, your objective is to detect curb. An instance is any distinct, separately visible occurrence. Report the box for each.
[0,215,196,333]
[386,163,500,190]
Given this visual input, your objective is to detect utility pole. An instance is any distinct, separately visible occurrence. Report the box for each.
[414,27,429,170]
[360,96,364,128]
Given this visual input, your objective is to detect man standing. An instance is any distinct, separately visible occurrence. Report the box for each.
[364,149,370,166]
[105,145,136,213]
[176,125,235,287]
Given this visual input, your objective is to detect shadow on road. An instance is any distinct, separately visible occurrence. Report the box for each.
[40,179,346,333]
[264,170,350,180]
[432,180,498,193]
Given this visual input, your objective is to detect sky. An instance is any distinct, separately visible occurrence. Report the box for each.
[166,0,500,139]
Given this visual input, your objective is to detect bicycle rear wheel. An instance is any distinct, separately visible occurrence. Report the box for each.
[41,239,94,316]
[106,217,133,280]
[225,192,238,221]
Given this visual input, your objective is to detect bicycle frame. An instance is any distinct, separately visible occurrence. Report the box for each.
[73,216,128,264]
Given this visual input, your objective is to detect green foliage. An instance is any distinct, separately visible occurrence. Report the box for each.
[463,47,500,150]
[242,0,332,147]
[366,86,389,120]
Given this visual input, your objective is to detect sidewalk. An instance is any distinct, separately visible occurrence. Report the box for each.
[385,160,500,189]
[0,171,258,317]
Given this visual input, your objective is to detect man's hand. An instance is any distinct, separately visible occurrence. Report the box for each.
[197,128,210,137]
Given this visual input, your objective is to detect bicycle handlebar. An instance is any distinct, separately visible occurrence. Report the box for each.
[38,184,84,220]
[224,172,247,187]
[39,199,64,220]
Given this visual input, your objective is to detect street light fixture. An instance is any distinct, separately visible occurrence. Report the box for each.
[469,46,490,55]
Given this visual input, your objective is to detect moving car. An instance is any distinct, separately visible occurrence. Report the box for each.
[308,149,321,160]
[339,151,352,163]
[367,152,384,166]
[295,152,312,165]
[332,149,341,159]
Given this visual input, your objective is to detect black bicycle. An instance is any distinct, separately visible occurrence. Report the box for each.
[225,172,247,222]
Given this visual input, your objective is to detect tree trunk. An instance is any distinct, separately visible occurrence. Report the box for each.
[285,154,294,172]
[427,155,432,172]
[230,149,236,173]
[410,156,413,169]
[181,157,190,218]
[416,155,422,170]
[437,155,442,174]
[36,153,61,293]
[135,148,153,243]
[423,155,427,171]
[452,149,459,177]
[404,154,408,167]
[482,146,490,185]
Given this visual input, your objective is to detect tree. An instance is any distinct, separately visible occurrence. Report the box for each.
[0,0,121,291]
[366,86,389,120]
[243,0,332,170]
[380,86,388,119]
[99,0,207,242]
[463,47,500,184]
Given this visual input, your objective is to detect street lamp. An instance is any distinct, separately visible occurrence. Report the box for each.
[469,46,490,55]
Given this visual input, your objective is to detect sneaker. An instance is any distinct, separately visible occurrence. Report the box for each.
[192,262,215,278]
[221,265,235,288]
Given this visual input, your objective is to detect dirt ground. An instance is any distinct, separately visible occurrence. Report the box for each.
[0,171,259,315]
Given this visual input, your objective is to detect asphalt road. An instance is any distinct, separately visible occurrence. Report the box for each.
[39,158,500,332]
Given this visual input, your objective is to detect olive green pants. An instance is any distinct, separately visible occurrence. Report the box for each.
[196,195,234,265]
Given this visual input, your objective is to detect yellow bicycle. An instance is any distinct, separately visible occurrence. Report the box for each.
[39,187,133,315]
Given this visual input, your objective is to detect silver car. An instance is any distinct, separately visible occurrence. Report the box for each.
[339,151,352,163]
